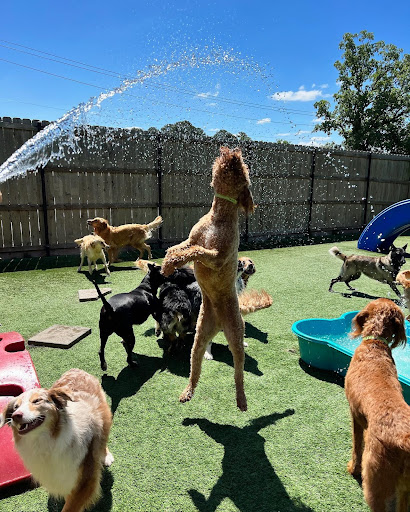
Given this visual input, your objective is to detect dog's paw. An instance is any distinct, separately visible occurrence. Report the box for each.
[347,460,361,476]
[179,387,194,403]
[243,341,248,348]
[204,350,214,360]
[161,261,175,277]
[104,450,114,467]
[236,393,248,412]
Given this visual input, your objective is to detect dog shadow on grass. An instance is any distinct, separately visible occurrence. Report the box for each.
[336,290,402,305]
[245,321,269,344]
[142,328,264,378]
[101,354,163,415]
[183,410,314,512]
[47,469,114,512]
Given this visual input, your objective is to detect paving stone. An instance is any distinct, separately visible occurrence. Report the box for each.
[28,325,91,349]
[78,288,111,302]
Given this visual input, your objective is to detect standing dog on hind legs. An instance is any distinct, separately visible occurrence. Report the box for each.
[345,298,409,512]
[161,147,255,411]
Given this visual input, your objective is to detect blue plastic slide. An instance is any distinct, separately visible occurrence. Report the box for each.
[358,199,410,252]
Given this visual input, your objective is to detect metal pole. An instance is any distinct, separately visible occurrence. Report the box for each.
[307,148,317,236]
[156,133,163,249]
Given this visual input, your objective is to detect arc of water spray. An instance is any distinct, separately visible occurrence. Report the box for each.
[0,49,263,186]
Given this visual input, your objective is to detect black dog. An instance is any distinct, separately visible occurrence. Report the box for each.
[93,263,164,370]
[329,243,408,297]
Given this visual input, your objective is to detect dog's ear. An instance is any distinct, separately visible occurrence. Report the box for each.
[391,313,407,349]
[351,309,369,338]
[74,238,83,246]
[0,398,16,427]
[237,187,255,215]
[48,387,73,410]
[389,244,397,252]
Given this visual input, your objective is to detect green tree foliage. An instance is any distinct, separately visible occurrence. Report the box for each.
[161,120,206,139]
[314,31,410,154]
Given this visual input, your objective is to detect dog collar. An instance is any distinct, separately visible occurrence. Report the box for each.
[362,336,390,346]
[214,193,238,205]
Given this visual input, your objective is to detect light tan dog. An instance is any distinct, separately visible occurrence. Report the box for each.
[397,270,410,319]
[75,234,110,275]
[87,215,162,263]
[345,298,409,512]
[161,147,255,411]
[0,369,113,512]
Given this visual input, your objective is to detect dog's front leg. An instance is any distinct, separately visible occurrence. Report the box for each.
[78,254,85,273]
[101,251,110,275]
[389,281,402,299]
[87,257,93,275]
[347,414,363,477]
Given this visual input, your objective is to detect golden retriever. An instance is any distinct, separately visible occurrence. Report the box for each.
[87,215,162,263]
[75,234,110,275]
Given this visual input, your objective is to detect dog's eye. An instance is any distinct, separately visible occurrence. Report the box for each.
[13,402,19,410]
[32,398,43,404]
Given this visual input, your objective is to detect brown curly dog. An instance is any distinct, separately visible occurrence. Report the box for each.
[161,147,255,411]
[345,298,409,512]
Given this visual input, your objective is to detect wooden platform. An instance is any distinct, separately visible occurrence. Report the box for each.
[78,288,111,302]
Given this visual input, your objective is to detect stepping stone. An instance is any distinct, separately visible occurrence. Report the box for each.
[28,325,91,349]
[78,287,111,302]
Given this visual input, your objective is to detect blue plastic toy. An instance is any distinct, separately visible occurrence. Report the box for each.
[292,312,410,404]
[358,199,410,253]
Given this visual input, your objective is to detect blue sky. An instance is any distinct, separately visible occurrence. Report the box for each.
[1,0,409,146]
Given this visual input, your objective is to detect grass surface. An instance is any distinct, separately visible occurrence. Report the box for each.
[0,239,409,512]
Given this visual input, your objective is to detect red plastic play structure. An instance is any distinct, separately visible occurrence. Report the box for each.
[0,331,40,488]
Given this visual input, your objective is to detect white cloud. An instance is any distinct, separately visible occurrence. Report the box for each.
[207,102,217,107]
[196,83,220,99]
[299,136,331,147]
[208,128,220,132]
[270,87,330,102]
[257,118,271,125]
[312,117,324,124]
[276,132,291,136]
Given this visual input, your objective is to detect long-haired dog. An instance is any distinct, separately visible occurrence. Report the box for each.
[87,215,162,263]
[161,147,255,411]
[345,298,409,511]
[397,270,410,319]
[75,234,110,275]
[328,244,408,297]
[92,263,164,370]
[0,369,113,512]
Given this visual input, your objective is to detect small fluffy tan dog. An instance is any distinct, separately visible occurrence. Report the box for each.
[345,298,409,512]
[75,234,110,275]
[87,215,163,263]
[0,369,113,512]
[397,270,410,319]
[161,147,255,411]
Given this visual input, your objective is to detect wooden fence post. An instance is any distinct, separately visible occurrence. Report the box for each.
[307,148,317,236]
[156,133,163,248]
[363,152,372,226]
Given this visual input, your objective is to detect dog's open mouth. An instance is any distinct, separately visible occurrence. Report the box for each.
[17,416,45,435]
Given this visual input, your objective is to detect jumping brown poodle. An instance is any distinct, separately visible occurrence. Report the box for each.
[161,147,255,411]
[345,298,409,512]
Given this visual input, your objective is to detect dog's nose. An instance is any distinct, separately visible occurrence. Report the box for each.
[11,411,24,423]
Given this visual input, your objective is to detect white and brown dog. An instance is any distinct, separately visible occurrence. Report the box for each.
[0,369,113,512]
[75,234,110,275]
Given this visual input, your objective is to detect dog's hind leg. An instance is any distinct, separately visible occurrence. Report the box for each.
[99,330,110,371]
[78,253,85,273]
[347,414,364,477]
[87,257,93,275]
[329,276,342,292]
[180,296,220,404]
[220,301,247,411]
[362,460,395,512]
[122,328,138,368]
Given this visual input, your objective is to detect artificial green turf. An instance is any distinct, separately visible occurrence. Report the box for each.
[0,238,409,511]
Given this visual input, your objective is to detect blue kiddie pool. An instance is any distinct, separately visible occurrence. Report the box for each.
[292,312,410,404]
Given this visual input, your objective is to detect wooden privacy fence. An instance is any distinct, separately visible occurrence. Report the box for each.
[0,117,409,259]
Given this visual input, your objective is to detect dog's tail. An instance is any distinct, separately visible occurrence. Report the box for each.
[239,289,273,316]
[144,216,163,238]
[91,279,114,314]
[329,246,347,261]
